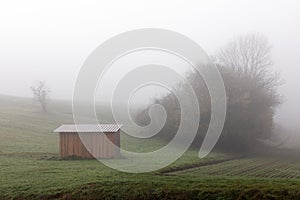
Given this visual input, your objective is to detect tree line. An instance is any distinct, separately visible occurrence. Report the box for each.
[136,34,282,152]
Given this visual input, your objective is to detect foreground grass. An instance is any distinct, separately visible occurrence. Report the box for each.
[1,95,300,199]
[1,154,300,200]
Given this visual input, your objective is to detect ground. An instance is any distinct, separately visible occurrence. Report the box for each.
[0,95,300,199]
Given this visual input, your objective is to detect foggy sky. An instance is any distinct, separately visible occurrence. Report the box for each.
[0,0,300,130]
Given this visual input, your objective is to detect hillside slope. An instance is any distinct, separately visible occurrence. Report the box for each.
[0,95,300,200]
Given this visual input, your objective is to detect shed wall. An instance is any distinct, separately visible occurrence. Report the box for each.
[59,131,120,158]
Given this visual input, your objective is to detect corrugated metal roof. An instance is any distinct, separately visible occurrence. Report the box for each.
[53,124,122,133]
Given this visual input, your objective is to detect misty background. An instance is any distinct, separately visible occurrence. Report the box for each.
[0,0,300,132]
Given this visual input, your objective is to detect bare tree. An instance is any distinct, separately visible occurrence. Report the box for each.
[215,33,281,93]
[214,34,282,149]
[30,81,50,112]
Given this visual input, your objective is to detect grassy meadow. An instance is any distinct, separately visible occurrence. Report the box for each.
[1,95,300,199]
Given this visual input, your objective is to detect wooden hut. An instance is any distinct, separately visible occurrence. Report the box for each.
[54,124,121,159]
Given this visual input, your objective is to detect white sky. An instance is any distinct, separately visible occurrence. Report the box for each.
[0,0,300,129]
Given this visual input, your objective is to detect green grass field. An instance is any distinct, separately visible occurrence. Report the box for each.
[1,95,300,199]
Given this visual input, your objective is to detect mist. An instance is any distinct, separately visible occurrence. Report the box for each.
[0,0,300,131]
[2,1,300,198]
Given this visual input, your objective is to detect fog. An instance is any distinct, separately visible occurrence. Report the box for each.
[0,0,300,131]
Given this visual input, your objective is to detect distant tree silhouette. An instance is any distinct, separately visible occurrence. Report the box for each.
[214,34,282,150]
[215,33,281,95]
[30,81,50,112]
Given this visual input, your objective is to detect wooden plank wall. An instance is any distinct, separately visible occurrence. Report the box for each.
[59,131,120,159]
